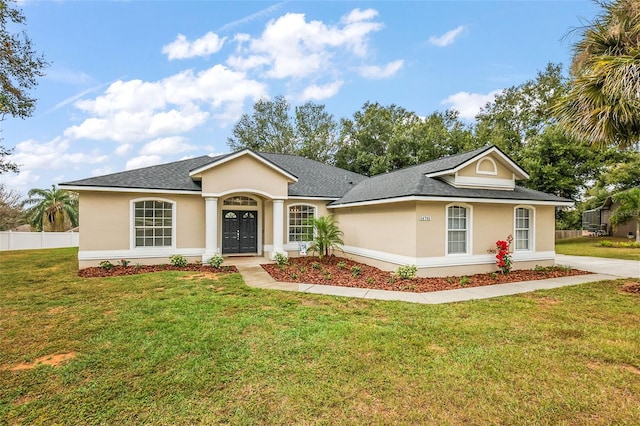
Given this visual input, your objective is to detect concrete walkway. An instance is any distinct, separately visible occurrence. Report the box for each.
[556,254,639,278]
[234,256,632,304]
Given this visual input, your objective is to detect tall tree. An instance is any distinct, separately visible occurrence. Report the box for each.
[475,63,567,161]
[227,96,339,162]
[0,183,24,230]
[335,103,415,175]
[553,0,640,149]
[228,96,295,153]
[0,0,48,174]
[610,187,640,242]
[23,185,78,232]
[294,102,338,163]
[519,125,603,200]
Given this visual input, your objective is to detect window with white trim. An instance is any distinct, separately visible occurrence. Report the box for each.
[288,205,315,242]
[447,205,468,254]
[515,207,532,251]
[133,200,173,247]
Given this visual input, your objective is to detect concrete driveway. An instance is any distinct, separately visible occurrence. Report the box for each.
[555,254,640,279]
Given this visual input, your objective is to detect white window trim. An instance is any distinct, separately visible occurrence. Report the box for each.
[287,203,317,244]
[476,157,498,175]
[130,197,177,251]
[514,205,535,252]
[445,203,473,255]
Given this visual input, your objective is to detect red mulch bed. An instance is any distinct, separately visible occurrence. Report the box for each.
[79,264,238,278]
[261,255,591,293]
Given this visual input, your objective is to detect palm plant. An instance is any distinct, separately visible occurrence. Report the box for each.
[553,0,640,149]
[24,185,78,232]
[308,215,344,260]
[610,187,640,242]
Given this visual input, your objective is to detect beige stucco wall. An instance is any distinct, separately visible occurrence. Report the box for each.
[458,154,514,179]
[78,191,205,251]
[334,202,417,257]
[199,155,290,198]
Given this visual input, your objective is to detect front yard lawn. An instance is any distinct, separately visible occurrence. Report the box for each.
[556,236,640,261]
[1,248,640,424]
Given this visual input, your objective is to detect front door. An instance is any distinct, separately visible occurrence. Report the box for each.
[222,210,258,254]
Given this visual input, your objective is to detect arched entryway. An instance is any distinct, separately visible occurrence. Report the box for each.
[221,195,260,255]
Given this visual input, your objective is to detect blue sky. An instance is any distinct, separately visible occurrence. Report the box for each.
[1,0,599,194]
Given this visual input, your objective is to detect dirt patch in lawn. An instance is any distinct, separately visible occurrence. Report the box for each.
[621,280,640,295]
[262,256,590,293]
[79,264,237,278]
[6,352,77,371]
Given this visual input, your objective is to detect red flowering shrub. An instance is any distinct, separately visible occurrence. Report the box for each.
[495,239,512,274]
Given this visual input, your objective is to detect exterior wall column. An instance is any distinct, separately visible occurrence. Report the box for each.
[272,199,286,259]
[203,197,219,262]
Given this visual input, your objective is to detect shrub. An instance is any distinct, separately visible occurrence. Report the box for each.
[290,272,299,279]
[495,239,512,274]
[396,264,417,280]
[207,254,224,269]
[459,276,470,286]
[274,252,289,266]
[169,254,188,267]
[366,277,375,285]
[119,259,130,267]
[350,265,361,277]
[599,240,614,247]
[312,262,321,270]
[99,260,114,270]
[337,261,347,269]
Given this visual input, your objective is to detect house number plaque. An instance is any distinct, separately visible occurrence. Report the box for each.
[419,216,431,221]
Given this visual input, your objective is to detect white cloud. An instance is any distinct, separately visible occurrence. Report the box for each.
[115,144,132,156]
[162,32,227,60]
[0,137,109,192]
[0,170,40,194]
[91,166,115,177]
[299,81,344,101]
[441,90,502,120]
[429,25,465,47]
[341,8,378,24]
[126,155,163,171]
[65,65,267,143]
[140,136,196,155]
[227,8,383,79]
[359,59,404,79]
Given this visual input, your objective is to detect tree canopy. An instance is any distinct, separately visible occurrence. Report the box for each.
[0,0,48,174]
[227,96,339,163]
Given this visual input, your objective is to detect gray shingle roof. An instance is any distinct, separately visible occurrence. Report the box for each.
[258,152,366,197]
[60,146,570,205]
[60,151,367,198]
[330,148,569,206]
[60,155,219,192]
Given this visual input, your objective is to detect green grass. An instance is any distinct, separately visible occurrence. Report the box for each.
[556,236,640,261]
[1,248,640,424]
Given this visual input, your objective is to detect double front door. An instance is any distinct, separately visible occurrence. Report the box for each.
[222,210,258,254]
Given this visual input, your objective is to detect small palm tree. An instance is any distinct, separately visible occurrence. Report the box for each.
[610,187,640,242]
[24,185,78,232]
[308,215,344,260]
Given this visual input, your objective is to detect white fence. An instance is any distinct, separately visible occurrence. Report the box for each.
[0,231,79,251]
